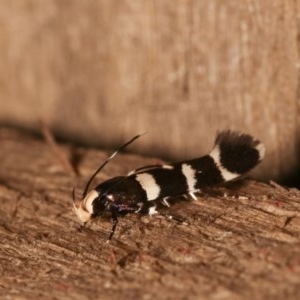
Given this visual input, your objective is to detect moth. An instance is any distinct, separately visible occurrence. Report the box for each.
[73,130,265,240]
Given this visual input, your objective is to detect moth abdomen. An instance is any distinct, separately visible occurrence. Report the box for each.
[209,130,265,181]
[131,131,265,200]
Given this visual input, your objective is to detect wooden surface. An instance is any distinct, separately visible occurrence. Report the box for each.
[0,1,300,182]
[0,128,300,299]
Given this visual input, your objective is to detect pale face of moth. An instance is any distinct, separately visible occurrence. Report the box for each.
[73,190,98,224]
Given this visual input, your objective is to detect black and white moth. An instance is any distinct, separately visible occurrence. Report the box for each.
[73,130,265,240]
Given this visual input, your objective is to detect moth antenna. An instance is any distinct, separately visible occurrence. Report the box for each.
[82,132,147,198]
[72,187,77,208]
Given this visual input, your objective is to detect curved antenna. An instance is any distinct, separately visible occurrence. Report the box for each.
[72,187,77,208]
[82,132,147,198]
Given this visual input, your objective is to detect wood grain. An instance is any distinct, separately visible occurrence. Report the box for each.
[0,128,299,299]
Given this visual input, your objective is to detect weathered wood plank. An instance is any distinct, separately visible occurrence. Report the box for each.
[0,1,299,181]
[0,128,299,299]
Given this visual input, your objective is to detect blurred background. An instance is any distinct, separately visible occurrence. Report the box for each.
[0,1,299,184]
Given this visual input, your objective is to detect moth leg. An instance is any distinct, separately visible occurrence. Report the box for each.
[148,204,158,216]
[154,210,188,225]
[136,202,158,216]
[164,213,188,224]
[139,202,187,223]
[161,197,171,207]
[108,211,119,241]
[189,191,198,201]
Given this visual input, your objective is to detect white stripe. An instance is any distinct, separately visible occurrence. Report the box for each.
[135,173,160,201]
[256,143,265,160]
[209,145,239,181]
[181,163,197,192]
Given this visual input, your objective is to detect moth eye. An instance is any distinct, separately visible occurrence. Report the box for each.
[106,194,115,201]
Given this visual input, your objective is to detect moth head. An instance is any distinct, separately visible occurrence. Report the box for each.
[72,134,144,227]
[73,189,99,224]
